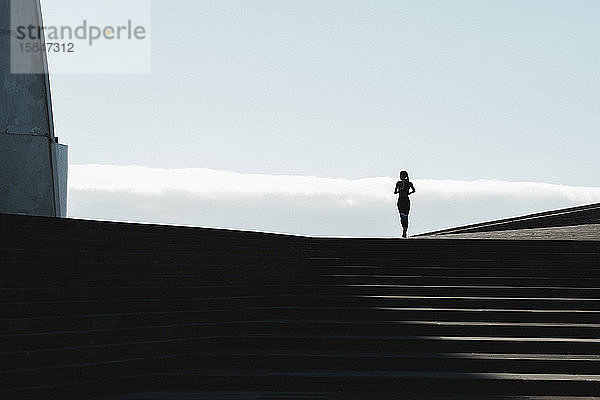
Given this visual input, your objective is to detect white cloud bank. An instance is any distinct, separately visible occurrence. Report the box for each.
[68,165,600,237]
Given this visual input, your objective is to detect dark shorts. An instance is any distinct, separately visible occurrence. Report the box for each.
[397,198,410,215]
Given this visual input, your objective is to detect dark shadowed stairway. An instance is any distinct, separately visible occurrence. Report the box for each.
[1,213,599,399]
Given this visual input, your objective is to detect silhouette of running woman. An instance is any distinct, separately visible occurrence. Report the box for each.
[394,170,415,238]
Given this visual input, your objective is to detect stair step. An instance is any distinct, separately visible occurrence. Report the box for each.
[4,319,600,353]
[3,295,600,318]
[2,284,598,302]
[159,368,600,395]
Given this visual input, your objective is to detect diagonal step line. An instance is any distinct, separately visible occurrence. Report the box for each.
[186,349,600,361]
[4,305,600,323]
[329,274,600,281]
[171,369,600,381]
[364,295,600,301]
[4,294,600,308]
[2,319,600,341]
[247,333,600,343]
[347,284,600,290]
[378,307,600,313]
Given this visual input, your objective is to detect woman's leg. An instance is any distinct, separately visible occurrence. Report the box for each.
[400,213,409,237]
[398,199,410,238]
[404,200,411,238]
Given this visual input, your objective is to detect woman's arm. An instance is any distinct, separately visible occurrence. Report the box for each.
[409,182,416,195]
[394,181,400,194]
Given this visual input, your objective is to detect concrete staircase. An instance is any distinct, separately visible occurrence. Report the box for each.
[1,213,599,399]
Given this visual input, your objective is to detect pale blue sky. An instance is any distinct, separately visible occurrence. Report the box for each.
[48,0,600,186]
